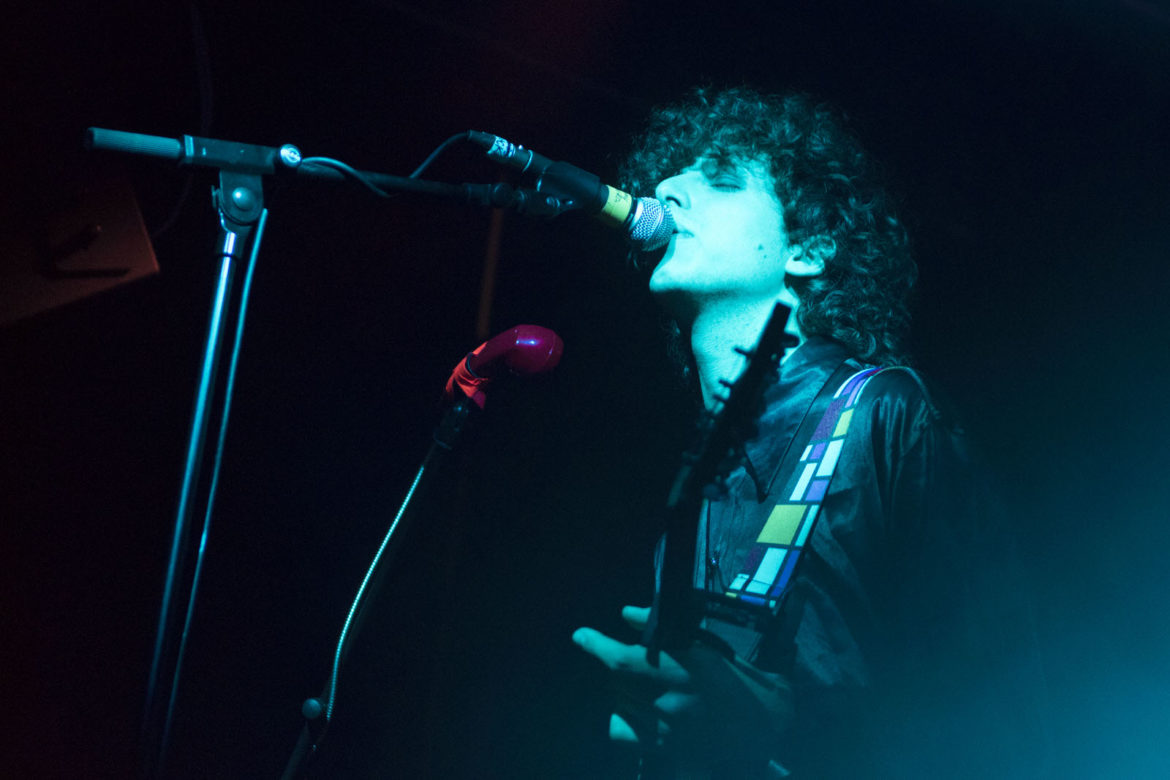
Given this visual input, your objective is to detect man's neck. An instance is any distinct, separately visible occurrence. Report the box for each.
[689,296,803,410]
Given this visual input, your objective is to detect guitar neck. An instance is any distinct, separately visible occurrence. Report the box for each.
[642,302,794,661]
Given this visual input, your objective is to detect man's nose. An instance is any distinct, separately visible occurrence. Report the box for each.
[655,173,690,210]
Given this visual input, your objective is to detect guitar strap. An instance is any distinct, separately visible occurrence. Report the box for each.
[712,363,888,618]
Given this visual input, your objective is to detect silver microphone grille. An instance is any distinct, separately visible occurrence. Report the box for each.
[628,198,675,252]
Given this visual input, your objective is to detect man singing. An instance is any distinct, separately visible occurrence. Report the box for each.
[573,87,1045,779]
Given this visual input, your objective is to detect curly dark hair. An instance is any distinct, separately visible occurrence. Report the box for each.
[620,86,916,367]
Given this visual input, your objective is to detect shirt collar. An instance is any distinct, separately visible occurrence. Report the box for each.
[739,337,853,500]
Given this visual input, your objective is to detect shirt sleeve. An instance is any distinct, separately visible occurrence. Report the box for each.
[761,369,1049,778]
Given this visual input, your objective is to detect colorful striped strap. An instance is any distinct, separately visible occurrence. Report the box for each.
[719,366,885,614]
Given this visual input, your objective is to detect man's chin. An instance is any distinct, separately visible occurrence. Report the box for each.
[647,259,684,295]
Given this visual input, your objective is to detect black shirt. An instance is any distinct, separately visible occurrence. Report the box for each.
[689,337,1047,778]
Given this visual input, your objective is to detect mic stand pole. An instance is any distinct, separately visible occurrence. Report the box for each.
[142,165,267,779]
[281,397,476,780]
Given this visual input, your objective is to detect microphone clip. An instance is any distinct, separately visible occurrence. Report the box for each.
[508,187,574,219]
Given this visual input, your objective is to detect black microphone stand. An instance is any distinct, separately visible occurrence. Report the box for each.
[83,128,523,779]
[280,397,476,780]
[139,151,269,780]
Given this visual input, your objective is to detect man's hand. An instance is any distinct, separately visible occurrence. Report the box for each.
[572,606,699,746]
[573,606,790,773]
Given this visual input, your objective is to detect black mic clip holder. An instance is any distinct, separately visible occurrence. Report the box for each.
[82,127,518,778]
[502,161,614,220]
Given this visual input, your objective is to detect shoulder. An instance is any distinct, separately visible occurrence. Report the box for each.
[845,365,969,471]
[857,365,934,408]
[855,366,958,430]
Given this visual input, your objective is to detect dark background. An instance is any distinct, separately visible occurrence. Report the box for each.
[4,0,1169,777]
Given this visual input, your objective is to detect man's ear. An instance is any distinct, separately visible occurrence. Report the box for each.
[785,236,836,278]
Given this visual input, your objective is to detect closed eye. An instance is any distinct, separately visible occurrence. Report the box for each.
[709,176,743,191]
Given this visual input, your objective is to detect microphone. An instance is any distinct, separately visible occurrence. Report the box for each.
[468,131,675,251]
[445,325,564,409]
